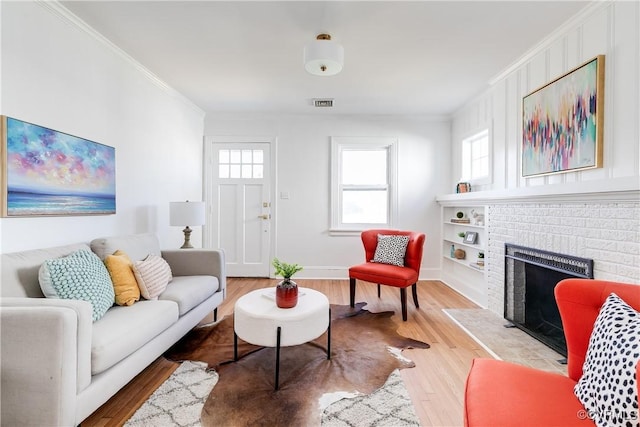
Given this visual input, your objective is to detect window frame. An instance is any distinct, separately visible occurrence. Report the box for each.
[330,137,398,235]
[460,128,492,186]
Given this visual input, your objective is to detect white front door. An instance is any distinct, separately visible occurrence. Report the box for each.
[205,139,273,277]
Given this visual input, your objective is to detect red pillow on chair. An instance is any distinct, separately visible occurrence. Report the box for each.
[372,234,409,267]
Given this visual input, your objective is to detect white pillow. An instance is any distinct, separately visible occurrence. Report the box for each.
[372,234,410,267]
[132,255,173,300]
[574,293,640,427]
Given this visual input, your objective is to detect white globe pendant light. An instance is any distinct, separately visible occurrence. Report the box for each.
[304,34,344,76]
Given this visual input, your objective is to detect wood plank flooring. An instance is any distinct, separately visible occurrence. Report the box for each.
[83,279,491,427]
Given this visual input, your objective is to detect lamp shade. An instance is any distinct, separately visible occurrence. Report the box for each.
[304,34,344,76]
[170,201,205,226]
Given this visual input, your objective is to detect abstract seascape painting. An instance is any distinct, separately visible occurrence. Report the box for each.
[522,55,604,177]
[1,117,115,216]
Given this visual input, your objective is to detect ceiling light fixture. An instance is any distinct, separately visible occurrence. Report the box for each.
[304,34,344,76]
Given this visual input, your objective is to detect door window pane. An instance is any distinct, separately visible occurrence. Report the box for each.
[218,148,265,179]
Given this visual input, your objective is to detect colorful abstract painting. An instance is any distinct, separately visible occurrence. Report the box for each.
[522,55,604,177]
[1,117,115,216]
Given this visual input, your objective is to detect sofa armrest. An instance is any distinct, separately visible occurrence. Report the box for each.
[162,249,226,296]
[0,304,86,426]
[1,297,93,393]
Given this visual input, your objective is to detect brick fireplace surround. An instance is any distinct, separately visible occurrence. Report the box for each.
[487,199,640,315]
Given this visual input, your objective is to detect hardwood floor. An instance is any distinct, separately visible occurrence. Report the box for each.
[83,278,491,427]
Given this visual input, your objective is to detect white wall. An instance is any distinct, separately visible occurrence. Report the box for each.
[451,0,640,195]
[443,0,640,310]
[205,114,450,278]
[0,2,205,253]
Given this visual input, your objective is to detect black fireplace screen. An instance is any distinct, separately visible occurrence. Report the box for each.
[504,244,594,356]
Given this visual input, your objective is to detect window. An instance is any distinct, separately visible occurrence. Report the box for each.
[331,137,397,233]
[218,149,264,179]
[461,129,490,184]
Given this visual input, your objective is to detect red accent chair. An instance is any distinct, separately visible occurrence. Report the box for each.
[348,229,425,321]
[463,279,640,426]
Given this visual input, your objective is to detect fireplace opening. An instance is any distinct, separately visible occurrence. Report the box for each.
[504,244,593,356]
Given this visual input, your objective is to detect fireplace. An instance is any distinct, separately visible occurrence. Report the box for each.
[504,244,594,356]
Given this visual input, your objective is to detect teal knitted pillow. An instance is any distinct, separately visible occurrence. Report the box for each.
[39,249,115,321]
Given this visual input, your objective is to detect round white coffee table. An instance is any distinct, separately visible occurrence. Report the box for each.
[233,287,331,389]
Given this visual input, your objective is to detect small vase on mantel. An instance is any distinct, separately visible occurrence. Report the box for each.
[272,258,303,309]
[276,279,298,309]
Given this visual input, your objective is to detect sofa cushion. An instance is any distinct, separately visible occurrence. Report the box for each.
[91,300,179,375]
[104,250,140,306]
[159,276,219,316]
[1,243,91,298]
[133,255,173,300]
[39,249,115,322]
[464,358,591,426]
[372,234,409,267]
[574,293,640,427]
[91,233,161,262]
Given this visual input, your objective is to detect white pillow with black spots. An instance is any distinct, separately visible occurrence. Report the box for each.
[372,234,410,267]
[574,293,640,427]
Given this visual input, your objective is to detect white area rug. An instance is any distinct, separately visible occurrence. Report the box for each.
[126,362,419,426]
[125,361,218,427]
[321,369,420,426]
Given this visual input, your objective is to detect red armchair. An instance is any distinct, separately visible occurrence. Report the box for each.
[463,279,640,426]
[348,229,425,321]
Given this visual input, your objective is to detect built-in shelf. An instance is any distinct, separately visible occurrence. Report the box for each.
[444,222,485,230]
[443,255,486,272]
[443,238,485,251]
[440,204,488,308]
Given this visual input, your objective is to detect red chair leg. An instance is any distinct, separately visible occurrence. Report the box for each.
[349,278,356,308]
[400,288,408,321]
[412,283,419,308]
[377,284,381,298]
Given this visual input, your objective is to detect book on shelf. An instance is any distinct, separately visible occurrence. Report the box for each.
[450,218,471,224]
[468,263,484,270]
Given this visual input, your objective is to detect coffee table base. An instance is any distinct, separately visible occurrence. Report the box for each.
[234,307,331,390]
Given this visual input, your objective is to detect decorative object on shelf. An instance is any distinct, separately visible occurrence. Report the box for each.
[170,201,206,249]
[522,55,604,177]
[304,34,344,76]
[457,232,466,240]
[451,211,470,223]
[1,116,116,217]
[456,182,471,193]
[477,252,485,266]
[450,245,455,258]
[272,258,303,308]
[454,249,466,260]
[470,209,485,226]
[464,231,478,244]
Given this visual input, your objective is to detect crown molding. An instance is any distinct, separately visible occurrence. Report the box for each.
[36,1,205,119]
[488,0,613,85]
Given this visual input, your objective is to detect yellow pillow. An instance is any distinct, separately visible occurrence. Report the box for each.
[104,250,140,306]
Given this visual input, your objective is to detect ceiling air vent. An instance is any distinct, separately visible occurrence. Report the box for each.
[313,98,334,108]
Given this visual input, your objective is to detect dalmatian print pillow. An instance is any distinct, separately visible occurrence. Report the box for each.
[574,293,640,427]
[372,234,410,267]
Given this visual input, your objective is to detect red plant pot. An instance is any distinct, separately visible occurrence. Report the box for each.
[276,279,298,308]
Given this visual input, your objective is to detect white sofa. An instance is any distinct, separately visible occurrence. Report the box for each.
[0,233,226,426]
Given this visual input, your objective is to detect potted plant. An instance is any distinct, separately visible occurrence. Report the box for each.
[272,258,303,308]
[458,232,466,240]
[477,252,485,266]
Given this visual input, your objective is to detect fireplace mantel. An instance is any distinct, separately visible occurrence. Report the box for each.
[437,177,639,206]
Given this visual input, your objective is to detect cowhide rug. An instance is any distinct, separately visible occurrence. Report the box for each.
[164,302,430,426]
